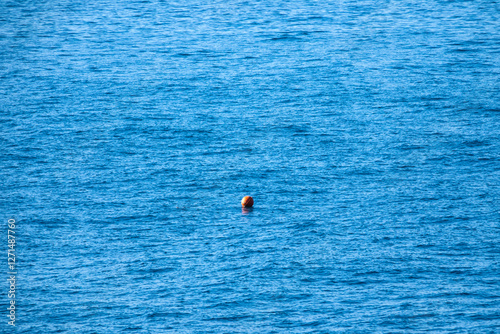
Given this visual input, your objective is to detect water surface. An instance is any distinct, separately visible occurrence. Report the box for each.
[1,0,499,332]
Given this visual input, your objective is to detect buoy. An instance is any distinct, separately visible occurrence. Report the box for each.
[241,196,254,208]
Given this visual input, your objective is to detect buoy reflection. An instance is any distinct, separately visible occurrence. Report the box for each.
[242,207,253,215]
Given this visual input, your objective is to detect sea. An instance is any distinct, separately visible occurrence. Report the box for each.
[1,0,499,333]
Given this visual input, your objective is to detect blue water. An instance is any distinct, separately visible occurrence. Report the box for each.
[1,0,500,332]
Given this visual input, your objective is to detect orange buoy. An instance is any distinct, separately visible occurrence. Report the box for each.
[241,196,254,208]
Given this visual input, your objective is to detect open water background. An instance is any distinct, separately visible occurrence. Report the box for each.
[1,0,500,332]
